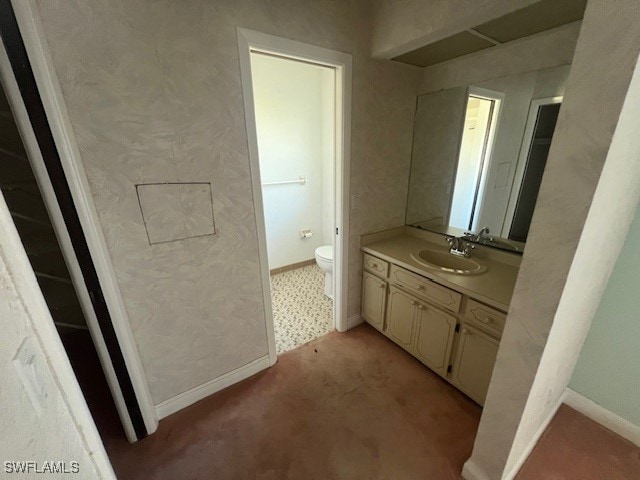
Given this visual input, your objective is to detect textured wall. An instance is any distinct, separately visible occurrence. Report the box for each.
[570,206,640,427]
[405,86,467,225]
[0,194,112,478]
[371,0,538,58]
[464,1,640,478]
[35,0,421,404]
[419,22,580,95]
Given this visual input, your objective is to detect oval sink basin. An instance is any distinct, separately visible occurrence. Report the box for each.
[410,249,487,275]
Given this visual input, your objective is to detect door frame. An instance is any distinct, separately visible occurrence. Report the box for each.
[501,95,563,238]
[461,86,504,232]
[237,28,352,363]
[1,0,157,440]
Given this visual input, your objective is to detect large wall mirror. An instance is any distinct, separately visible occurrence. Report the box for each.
[406,65,570,253]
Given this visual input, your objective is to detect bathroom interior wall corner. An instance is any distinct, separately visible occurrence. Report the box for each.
[569,204,640,428]
[33,0,422,406]
[251,53,335,270]
[464,1,640,478]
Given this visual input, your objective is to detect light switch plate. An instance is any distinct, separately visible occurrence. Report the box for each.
[13,337,45,415]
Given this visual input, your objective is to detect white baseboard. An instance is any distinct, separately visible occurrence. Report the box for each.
[564,388,640,447]
[155,355,271,419]
[501,390,567,480]
[346,314,363,330]
[461,460,491,480]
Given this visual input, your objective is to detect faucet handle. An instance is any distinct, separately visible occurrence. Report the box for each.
[463,242,475,257]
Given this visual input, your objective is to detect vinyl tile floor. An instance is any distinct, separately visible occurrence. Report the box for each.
[270,264,334,353]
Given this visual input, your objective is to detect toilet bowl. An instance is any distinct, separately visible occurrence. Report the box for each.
[315,245,333,299]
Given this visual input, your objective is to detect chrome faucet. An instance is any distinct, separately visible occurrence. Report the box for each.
[464,226,491,242]
[446,236,475,257]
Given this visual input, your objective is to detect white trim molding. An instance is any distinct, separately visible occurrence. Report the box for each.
[236,28,353,365]
[155,355,271,419]
[564,388,640,447]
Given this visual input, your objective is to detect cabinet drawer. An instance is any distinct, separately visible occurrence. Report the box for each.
[363,253,389,278]
[464,299,506,337]
[389,265,461,313]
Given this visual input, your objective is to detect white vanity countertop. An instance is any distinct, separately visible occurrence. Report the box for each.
[362,232,520,312]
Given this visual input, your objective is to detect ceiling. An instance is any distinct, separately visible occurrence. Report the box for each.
[392,0,588,68]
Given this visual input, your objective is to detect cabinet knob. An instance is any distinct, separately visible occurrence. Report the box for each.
[410,300,417,306]
[371,262,378,268]
[462,328,472,335]
[416,284,424,290]
[378,283,385,288]
[418,304,425,310]
[481,317,493,324]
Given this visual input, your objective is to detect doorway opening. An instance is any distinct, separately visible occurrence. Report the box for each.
[238,29,352,360]
[449,91,501,232]
[503,97,562,242]
[250,52,336,353]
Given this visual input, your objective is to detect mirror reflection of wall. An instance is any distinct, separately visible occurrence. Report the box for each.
[406,65,570,253]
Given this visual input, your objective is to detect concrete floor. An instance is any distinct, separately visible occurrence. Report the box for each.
[99,324,481,479]
[65,325,640,479]
[516,404,640,479]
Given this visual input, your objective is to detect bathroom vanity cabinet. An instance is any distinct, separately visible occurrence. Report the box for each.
[361,251,507,406]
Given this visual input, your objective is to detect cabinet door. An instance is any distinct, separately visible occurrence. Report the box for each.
[385,286,417,350]
[361,271,387,331]
[451,324,499,406]
[413,302,457,378]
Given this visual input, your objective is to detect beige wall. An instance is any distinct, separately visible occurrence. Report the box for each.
[371,0,538,58]
[35,0,421,405]
[405,86,467,226]
[464,1,640,478]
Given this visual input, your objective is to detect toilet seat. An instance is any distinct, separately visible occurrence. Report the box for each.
[315,245,333,261]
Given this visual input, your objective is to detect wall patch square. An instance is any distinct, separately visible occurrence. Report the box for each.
[136,183,215,244]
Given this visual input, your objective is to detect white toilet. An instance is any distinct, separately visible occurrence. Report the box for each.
[314,245,333,299]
